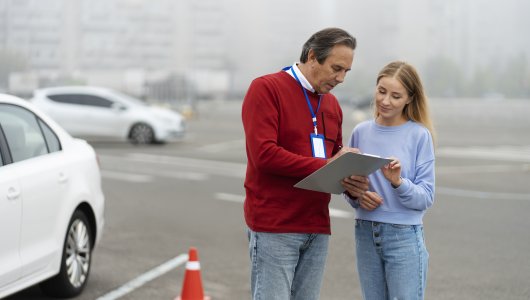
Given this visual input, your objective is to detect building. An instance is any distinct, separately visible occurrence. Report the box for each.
[0,0,528,98]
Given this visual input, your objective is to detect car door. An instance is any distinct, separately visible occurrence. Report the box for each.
[44,93,88,135]
[79,94,129,138]
[0,125,22,288]
[0,104,67,278]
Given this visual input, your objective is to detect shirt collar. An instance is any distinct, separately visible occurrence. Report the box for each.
[284,62,315,93]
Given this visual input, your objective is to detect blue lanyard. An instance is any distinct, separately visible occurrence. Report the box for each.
[289,66,322,134]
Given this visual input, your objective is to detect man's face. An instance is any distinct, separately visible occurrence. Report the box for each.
[307,44,354,94]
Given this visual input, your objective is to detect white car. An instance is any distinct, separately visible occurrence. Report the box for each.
[0,94,105,298]
[31,86,186,144]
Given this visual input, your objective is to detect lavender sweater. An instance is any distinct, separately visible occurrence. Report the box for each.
[345,119,435,225]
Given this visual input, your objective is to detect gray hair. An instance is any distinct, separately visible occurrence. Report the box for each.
[300,28,356,64]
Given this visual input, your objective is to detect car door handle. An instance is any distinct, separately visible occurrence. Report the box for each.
[7,187,20,200]
[58,172,69,183]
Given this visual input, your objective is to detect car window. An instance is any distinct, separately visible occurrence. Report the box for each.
[0,104,49,163]
[0,122,9,166]
[47,94,83,105]
[47,93,113,108]
[0,140,3,165]
[80,95,113,108]
[39,119,61,152]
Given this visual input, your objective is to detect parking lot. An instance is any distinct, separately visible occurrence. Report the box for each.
[7,98,530,300]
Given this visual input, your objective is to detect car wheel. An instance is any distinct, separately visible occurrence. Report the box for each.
[40,210,92,298]
[129,123,155,144]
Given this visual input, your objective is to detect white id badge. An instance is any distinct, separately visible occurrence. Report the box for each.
[310,133,326,159]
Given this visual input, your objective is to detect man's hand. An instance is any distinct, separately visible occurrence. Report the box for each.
[341,175,369,198]
[342,174,383,211]
[327,146,360,164]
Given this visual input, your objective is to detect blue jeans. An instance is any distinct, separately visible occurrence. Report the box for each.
[355,220,429,300]
[247,229,329,300]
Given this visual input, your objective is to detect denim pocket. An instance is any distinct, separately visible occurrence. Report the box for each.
[390,224,411,229]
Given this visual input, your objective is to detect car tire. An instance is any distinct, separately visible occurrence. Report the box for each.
[129,123,155,144]
[40,210,92,298]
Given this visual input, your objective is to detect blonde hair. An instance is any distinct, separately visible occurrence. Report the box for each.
[374,61,436,143]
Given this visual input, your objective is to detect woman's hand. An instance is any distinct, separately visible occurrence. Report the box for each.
[381,156,402,187]
[358,191,383,211]
[342,174,383,211]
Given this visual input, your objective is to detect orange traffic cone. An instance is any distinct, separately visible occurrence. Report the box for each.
[175,247,211,300]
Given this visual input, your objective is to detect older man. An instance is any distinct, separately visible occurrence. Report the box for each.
[242,27,367,300]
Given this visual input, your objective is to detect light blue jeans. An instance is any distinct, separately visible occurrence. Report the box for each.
[247,229,330,300]
[355,220,429,300]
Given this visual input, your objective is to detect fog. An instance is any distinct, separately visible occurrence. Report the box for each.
[1,0,529,104]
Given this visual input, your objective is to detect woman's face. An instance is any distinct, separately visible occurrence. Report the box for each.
[375,76,411,126]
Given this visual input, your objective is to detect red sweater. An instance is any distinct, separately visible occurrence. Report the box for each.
[242,71,343,234]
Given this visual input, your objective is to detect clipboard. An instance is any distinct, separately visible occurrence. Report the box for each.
[294,152,392,194]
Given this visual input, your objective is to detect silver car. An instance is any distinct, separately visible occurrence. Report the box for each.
[31,86,186,144]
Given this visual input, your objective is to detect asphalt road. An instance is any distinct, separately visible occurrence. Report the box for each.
[7,98,530,300]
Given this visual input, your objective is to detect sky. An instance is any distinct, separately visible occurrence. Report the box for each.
[1,0,529,100]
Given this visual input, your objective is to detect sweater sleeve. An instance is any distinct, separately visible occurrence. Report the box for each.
[395,131,435,210]
[242,77,326,178]
[331,107,344,156]
[344,192,360,208]
[394,159,435,210]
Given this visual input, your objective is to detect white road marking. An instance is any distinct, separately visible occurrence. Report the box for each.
[215,192,245,203]
[329,208,354,219]
[101,147,530,181]
[101,169,208,182]
[126,153,246,178]
[96,254,188,300]
[101,171,154,183]
[155,170,209,181]
[101,153,530,202]
[437,146,530,162]
[215,193,354,219]
[198,139,245,153]
[437,164,530,174]
[437,187,530,201]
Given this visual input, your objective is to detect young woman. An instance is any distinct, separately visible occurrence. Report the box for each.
[342,61,435,299]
